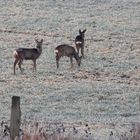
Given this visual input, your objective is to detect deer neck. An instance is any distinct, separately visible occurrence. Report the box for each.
[36,45,42,54]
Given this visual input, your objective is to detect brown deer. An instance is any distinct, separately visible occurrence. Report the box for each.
[13,39,43,74]
[75,29,86,58]
[54,44,82,68]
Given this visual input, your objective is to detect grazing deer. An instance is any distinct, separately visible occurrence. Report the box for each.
[75,29,86,58]
[13,39,43,74]
[54,44,82,68]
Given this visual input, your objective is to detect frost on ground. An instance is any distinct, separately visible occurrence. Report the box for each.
[0,0,140,139]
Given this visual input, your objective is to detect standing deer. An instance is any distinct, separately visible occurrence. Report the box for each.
[75,29,86,58]
[54,44,82,68]
[13,39,43,74]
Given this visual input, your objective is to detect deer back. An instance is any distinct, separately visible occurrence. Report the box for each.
[55,44,75,57]
[15,48,41,60]
[14,39,43,60]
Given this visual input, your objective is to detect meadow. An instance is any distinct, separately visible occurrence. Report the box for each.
[0,0,140,139]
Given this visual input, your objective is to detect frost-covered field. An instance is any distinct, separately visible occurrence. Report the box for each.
[0,0,140,139]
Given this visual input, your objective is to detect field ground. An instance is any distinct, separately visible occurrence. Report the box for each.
[0,0,140,139]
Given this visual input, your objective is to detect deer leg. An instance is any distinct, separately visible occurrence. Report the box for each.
[76,46,80,56]
[81,47,84,58]
[14,59,19,75]
[32,59,36,72]
[56,55,60,68]
[18,59,23,73]
[20,59,23,65]
[70,56,73,68]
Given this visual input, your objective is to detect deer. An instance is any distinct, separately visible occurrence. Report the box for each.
[54,44,82,68]
[13,39,43,75]
[75,29,86,58]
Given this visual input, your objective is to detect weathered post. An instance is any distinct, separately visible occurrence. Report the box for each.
[139,96,140,111]
[10,96,21,140]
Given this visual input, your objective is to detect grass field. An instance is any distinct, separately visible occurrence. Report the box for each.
[0,0,140,139]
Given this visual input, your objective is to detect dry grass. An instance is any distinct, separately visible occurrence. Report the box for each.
[0,121,140,140]
[22,122,140,140]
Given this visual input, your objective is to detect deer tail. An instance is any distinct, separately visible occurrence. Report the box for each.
[13,50,19,59]
[54,49,59,54]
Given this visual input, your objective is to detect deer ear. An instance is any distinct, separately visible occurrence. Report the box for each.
[79,29,82,34]
[40,39,43,43]
[35,39,39,43]
[83,29,87,33]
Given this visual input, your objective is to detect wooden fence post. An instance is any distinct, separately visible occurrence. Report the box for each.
[10,96,21,140]
[139,96,140,111]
